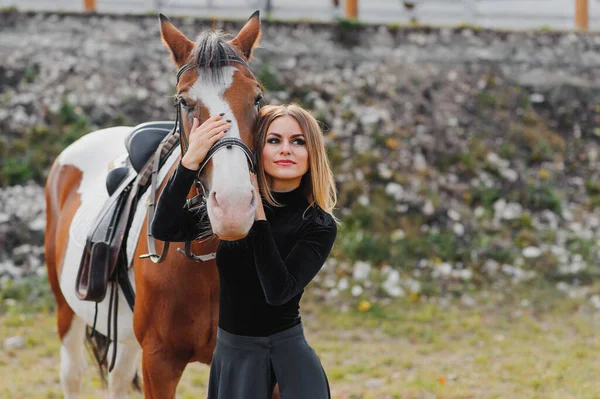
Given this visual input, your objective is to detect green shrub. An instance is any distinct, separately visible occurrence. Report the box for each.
[256,64,283,91]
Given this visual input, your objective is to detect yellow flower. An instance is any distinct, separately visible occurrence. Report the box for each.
[463,191,472,203]
[437,376,447,385]
[385,138,399,150]
[358,300,372,312]
[538,168,549,180]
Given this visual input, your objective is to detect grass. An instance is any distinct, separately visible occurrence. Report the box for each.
[1,288,600,398]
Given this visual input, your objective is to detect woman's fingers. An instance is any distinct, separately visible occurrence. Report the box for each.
[195,119,229,136]
[192,117,200,130]
[209,130,228,143]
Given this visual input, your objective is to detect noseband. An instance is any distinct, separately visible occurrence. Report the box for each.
[174,63,258,209]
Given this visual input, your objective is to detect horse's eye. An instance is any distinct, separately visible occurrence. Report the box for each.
[179,97,189,108]
[254,93,263,106]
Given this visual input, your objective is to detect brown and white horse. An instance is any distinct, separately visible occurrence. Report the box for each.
[44,12,268,398]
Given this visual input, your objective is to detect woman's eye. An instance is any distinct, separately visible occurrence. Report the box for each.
[267,138,279,144]
[292,139,306,145]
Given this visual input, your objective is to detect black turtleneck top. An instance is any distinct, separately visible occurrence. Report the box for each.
[151,160,337,336]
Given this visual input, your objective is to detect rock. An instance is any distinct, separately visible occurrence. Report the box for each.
[351,285,363,297]
[453,222,465,236]
[522,246,542,258]
[4,336,25,350]
[365,378,384,388]
[448,209,461,221]
[385,183,404,201]
[391,229,406,242]
[352,261,371,281]
[423,200,435,216]
[382,269,404,297]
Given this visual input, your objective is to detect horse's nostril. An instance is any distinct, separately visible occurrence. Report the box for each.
[212,191,218,207]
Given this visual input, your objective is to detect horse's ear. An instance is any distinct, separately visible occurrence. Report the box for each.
[229,10,261,60]
[159,14,195,68]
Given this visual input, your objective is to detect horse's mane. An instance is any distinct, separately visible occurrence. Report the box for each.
[191,30,250,84]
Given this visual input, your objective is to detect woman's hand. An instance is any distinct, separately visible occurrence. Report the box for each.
[250,172,267,221]
[181,114,231,170]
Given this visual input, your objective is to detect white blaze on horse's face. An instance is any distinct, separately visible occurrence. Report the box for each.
[189,67,256,240]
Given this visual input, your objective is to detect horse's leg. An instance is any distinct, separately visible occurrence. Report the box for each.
[108,340,141,399]
[59,315,87,399]
[141,346,187,399]
[45,174,88,399]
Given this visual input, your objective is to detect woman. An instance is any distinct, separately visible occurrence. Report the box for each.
[151,103,338,398]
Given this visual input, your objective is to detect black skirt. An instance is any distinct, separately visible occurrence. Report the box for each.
[207,323,331,399]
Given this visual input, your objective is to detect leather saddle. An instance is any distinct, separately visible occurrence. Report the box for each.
[75,121,177,305]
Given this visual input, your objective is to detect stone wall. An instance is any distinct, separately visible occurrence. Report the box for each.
[2,10,600,301]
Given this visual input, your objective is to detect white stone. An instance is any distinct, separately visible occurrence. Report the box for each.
[453,223,465,236]
[324,278,336,288]
[4,336,25,350]
[337,277,349,291]
[404,278,421,293]
[530,93,545,103]
[461,295,476,307]
[352,261,371,281]
[448,209,461,221]
[357,195,370,206]
[351,285,364,297]
[486,152,509,169]
[590,295,600,310]
[29,217,46,231]
[391,229,406,242]
[438,262,453,277]
[365,379,384,388]
[422,200,434,216]
[500,168,519,182]
[385,183,404,200]
[458,269,472,280]
[474,206,485,218]
[382,269,404,297]
[377,163,393,179]
[522,246,542,258]
[413,152,427,171]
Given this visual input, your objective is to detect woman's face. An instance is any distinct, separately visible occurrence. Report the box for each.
[262,116,309,191]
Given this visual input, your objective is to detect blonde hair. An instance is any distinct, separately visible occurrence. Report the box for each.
[255,103,338,222]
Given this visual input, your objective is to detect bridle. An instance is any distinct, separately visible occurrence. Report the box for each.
[141,62,260,263]
[174,62,258,210]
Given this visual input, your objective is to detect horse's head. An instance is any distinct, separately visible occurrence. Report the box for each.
[160,12,263,241]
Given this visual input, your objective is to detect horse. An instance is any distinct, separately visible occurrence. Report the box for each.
[44,11,274,398]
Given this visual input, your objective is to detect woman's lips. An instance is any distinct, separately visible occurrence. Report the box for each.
[275,161,295,166]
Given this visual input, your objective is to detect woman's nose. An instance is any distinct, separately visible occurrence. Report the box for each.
[280,141,291,154]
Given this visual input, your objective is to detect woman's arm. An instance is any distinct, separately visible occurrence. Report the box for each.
[250,214,337,306]
[151,161,203,242]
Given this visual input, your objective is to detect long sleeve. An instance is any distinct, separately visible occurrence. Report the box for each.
[250,214,337,306]
[150,160,203,242]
